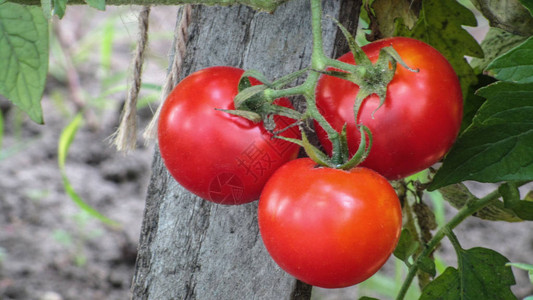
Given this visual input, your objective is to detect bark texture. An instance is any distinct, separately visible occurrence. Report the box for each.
[131,0,360,299]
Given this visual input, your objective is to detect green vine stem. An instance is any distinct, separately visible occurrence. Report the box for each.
[395,181,529,300]
[6,0,288,13]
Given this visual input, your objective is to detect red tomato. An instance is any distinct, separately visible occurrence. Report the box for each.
[158,66,300,205]
[316,37,463,179]
[258,158,402,288]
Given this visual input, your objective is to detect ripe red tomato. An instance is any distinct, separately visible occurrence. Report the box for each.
[316,37,463,180]
[158,66,300,205]
[258,158,402,288]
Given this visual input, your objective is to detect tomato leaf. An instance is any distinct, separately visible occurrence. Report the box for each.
[486,36,533,83]
[52,0,68,18]
[395,0,483,97]
[470,27,528,74]
[0,2,48,124]
[500,182,533,221]
[369,0,420,38]
[460,75,495,134]
[418,256,437,277]
[471,0,533,36]
[393,228,419,263]
[520,0,533,16]
[507,262,533,285]
[85,0,105,11]
[438,183,522,222]
[420,247,516,300]
[430,82,533,190]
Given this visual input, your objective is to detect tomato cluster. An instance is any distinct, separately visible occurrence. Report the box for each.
[157,37,461,288]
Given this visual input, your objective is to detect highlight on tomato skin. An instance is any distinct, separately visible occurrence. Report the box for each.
[157,66,301,205]
[315,37,463,180]
[258,158,402,288]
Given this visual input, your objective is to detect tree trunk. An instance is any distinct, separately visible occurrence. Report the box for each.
[131,0,360,298]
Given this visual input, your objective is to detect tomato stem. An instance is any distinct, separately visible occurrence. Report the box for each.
[395,181,530,300]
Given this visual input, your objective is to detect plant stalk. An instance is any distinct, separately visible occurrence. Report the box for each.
[395,182,529,300]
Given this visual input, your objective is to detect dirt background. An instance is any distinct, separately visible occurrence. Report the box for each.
[0,4,532,300]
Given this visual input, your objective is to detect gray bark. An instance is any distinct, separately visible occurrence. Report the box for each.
[131,0,360,299]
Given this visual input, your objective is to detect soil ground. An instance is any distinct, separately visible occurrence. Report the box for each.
[0,4,532,300]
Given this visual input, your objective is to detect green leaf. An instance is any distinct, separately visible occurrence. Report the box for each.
[393,228,420,262]
[395,0,483,97]
[430,82,533,190]
[370,0,419,37]
[500,182,521,209]
[460,75,495,134]
[52,0,68,18]
[85,0,105,10]
[470,27,528,74]
[418,256,437,278]
[0,2,48,124]
[58,114,119,227]
[507,262,533,272]
[520,0,533,16]
[439,183,522,222]
[420,247,516,300]
[507,262,533,286]
[486,36,533,83]
[471,0,533,36]
[500,182,533,220]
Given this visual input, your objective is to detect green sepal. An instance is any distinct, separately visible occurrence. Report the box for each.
[234,85,268,110]
[215,108,262,123]
[238,69,273,90]
[339,125,372,170]
[278,131,334,168]
[339,124,350,163]
[393,228,420,263]
[329,16,372,67]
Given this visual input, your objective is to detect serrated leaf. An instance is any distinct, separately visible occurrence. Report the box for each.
[500,182,533,220]
[371,0,419,38]
[460,75,495,134]
[430,82,533,190]
[420,247,516,300]
[85,0,105,11]
[519,0,533,16]
[418,256,437,277]
[59,114,119,227]
[395,0,483,97]
[486,36,533,83]
[471,0,533,36]
[470,27,528,74]
[500,182,521,209]
[0,2,48,124]
[393,228,420,262]
[53,0,67,18]
[438,183,523,222]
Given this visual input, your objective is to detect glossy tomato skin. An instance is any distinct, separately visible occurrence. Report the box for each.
[158,66,300,205]
[258,158,402,288]
[316,37,463,180]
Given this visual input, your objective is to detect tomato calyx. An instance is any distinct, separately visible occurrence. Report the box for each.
[218,69,306,129]
[321,19,419,119]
